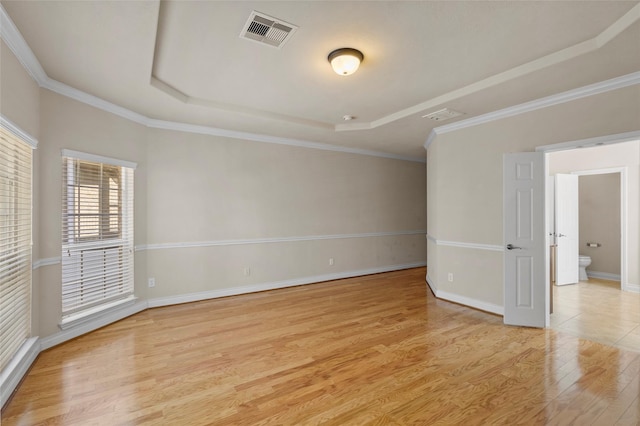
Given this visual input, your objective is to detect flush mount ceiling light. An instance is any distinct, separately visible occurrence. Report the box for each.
[328,48,364,76]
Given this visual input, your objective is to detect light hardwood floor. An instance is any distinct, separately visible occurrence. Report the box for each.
[551,278,640,353]
[3,268,640,425]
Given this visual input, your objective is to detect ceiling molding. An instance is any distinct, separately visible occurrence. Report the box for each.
[150,75,334,130]
[150,1,332,131]
[0,5,47,85]
[44,77,151,125]
[343,2,640,133]
[424,71,640,150]
[535,130,640,153]
[146,118,424,162]
[424,130,437,151]
[0,4,424,164]
[0,114,38,148]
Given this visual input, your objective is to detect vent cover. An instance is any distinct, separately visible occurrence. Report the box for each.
[240,11,297,48]
[422,108,465,122]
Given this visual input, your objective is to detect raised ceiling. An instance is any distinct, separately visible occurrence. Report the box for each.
[2,1,639,159]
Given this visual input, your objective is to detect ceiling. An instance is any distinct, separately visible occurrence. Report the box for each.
[2,1,639,159]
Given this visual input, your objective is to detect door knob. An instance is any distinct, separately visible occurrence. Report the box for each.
[506,244,522,250]
[557,233,566,237]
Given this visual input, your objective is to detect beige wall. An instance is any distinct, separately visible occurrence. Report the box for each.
[579,174,621,275]
[3,51,426,340]
[427,85,640,308]
[549,141,639,280]
[0,41,39,139]
[37,90,149,337]
[145,128,427,299]
[1,41,42,335]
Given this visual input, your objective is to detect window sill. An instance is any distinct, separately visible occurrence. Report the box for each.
[59,296,137,331]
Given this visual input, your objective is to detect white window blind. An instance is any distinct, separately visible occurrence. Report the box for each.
[61,152,134,317]
[0,126,33,371]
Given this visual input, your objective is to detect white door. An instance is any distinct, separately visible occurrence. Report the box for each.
[504,152,546,327]
[555,174,579,285]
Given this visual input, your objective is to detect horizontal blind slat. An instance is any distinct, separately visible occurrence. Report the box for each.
[0,127,32,371]
[61,155,134,316]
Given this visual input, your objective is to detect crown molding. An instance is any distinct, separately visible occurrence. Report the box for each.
[425,72,640,149]
[0,4,424,164]
[0,114,38,148]
[0,5,47,85]
[43,78,150,125]
[424,130,437,150]
[146,119,425,163]
[437,72,640,134]
[344,3,640,132]
[151,76,334,131]
[535,130,640,153]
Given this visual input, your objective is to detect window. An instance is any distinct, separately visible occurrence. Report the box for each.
[0,125,34,371]
[61,150,135,320]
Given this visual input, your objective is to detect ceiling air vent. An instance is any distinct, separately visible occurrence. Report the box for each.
[422,108,465,122]
[240,11,297,49]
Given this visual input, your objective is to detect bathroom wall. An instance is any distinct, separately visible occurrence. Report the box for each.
[579,173,621,276]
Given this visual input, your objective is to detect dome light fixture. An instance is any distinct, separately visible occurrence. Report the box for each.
[328,48,364,76]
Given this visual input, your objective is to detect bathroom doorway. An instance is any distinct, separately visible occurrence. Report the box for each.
[551,168,625,288]
[548,146,632,292]
[543,138,639,350]
[572,169,623,286]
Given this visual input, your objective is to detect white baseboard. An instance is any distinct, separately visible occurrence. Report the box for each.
[1,337,39,409]
[435,289,504,316]
[148,262,427,308]
[425,274,436,295]
[423,276,504,315]
[39,301,148,351]
[625,283,639,293]
[587,271,621,281]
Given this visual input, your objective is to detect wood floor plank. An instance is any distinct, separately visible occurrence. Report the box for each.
[2,267,640,425]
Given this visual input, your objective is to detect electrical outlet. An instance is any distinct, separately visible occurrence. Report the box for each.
[329,258,334,266]
[244,267,251,276]
[448,273,453,282]
[148,277,156,288]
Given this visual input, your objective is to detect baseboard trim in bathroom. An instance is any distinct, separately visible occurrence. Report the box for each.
[587,271,621,282]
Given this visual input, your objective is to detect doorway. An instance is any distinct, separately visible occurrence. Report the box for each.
[502,133,639,329]
[551,168,626,289]
[541,137,639,350]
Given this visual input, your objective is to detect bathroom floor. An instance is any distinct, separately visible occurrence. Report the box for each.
[551,278,640,352]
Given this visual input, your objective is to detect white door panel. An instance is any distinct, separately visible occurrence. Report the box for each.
[504,152,545,328]
[555,174,579,285]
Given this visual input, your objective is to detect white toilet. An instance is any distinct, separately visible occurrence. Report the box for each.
[578,255,592,281]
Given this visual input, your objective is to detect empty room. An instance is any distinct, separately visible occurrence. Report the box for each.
[1,1,639,424]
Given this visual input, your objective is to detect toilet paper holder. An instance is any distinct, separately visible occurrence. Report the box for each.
[586,242,601,248]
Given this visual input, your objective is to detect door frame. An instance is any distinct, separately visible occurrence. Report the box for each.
[571,167,627,292]
[535,130,640,327]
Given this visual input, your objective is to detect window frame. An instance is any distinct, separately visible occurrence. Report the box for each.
[60,150,136,322]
